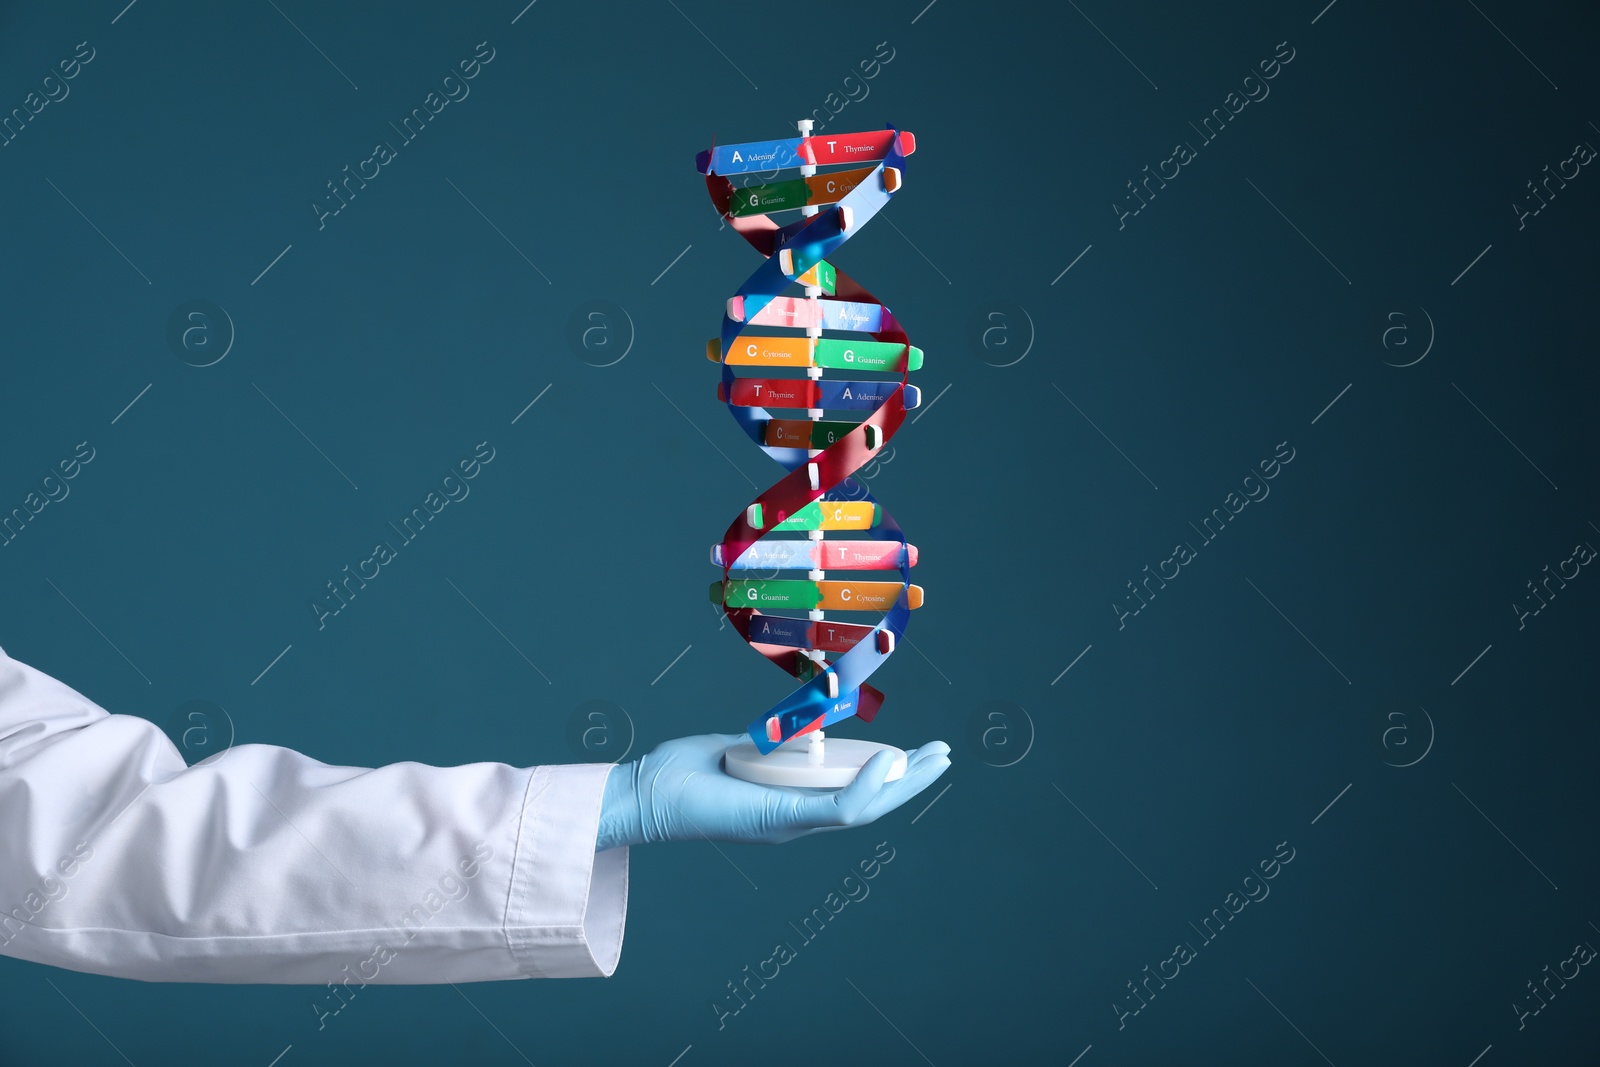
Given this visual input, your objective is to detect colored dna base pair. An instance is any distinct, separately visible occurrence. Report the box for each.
[699,123,923,757]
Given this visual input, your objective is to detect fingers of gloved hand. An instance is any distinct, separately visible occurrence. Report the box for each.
[802,748,952,836]
[892,740,950,772]
[872,739,950,782]
[857,748,951,823]
[787,748,898,831]
[905,743,953,779]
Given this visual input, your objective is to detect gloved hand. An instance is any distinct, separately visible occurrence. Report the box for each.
[596,733,951,850]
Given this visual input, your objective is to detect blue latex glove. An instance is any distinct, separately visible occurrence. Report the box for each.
[596,733,952,849]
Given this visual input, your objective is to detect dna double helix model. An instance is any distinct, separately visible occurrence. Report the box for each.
[698,121,924,774]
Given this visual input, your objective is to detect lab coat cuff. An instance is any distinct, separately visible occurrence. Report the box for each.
[505,763,629,978]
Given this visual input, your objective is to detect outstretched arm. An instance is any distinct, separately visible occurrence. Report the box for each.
[0,645,950,987]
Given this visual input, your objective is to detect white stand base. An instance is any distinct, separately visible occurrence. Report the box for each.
[723,738,907,789]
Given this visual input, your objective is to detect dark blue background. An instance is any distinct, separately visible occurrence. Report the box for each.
[2,0,1596,1063]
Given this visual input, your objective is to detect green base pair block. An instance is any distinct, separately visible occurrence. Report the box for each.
[712,579,821,610]
[745,500,881,531]
[812,339,923,372]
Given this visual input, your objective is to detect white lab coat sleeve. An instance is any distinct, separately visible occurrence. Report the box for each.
[0,645,628,984]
